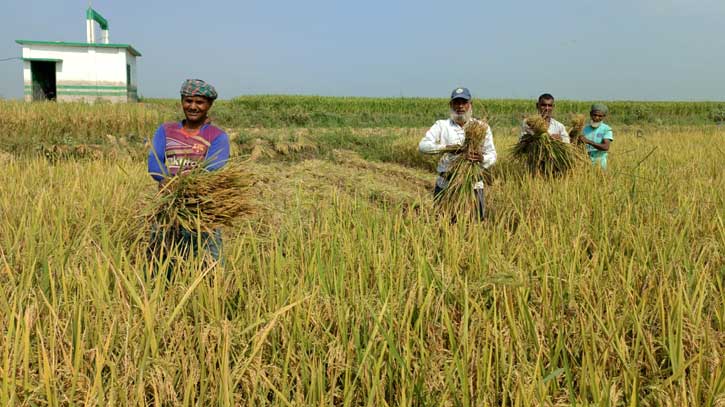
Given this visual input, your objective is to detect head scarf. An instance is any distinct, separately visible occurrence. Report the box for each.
[180,79,218,100]
[590,103,608,115]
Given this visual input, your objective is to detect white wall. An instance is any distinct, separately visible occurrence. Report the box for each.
[21,44,140,102]
[125,50,139,101]
[22,44,127,85]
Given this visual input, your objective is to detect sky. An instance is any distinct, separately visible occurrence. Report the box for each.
[1,0,724,101]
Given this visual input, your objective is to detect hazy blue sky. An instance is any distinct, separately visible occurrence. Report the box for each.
[1,0,724,100]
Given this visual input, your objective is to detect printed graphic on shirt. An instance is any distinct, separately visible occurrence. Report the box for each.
[191,143,207,153]
[164,134,210,175]
[167,156,201,173]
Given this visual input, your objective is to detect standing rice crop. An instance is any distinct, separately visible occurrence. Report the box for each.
[1,125,723,405]
[513,115,584,175]
[434,119,490,220]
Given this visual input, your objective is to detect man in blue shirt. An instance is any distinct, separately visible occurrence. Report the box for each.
[579,103,613,169]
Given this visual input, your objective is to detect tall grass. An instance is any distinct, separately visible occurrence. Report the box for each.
[1,125,722,404]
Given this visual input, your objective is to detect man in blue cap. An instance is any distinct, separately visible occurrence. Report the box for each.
[418,87,497,219]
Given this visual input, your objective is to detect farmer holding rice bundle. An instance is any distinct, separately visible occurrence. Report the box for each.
[579,103,614,169]
[513,93,586,176]
[520,93,570,143]
[147,79,230,261]
[418,87,497,220]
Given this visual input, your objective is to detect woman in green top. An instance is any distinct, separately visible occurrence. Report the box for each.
[579,103,614,169]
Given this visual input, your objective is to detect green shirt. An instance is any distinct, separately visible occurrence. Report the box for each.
[582,122,613,168]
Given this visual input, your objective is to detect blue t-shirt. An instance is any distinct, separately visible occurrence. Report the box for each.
[147,122,230,182]
[582,122,613,168]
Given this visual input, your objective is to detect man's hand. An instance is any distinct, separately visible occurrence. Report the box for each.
[466,150,482,162]
[578,135,588,144]
[550,133,562,141]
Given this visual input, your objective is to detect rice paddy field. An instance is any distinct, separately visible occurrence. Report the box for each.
[0,98,723,406]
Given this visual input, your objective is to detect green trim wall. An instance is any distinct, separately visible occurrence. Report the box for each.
[24,84,129,97]
[59,91,128,96]
[57,85,126,90]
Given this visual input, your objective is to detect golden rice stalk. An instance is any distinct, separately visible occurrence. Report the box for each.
[434,119,490,221]
[148,162,256,234]
[249,139,275,161]
[274,135,317,155]
[512,115,585,176]
[568,114,587,145]
[462,119,488,154]
[526,115,549,135]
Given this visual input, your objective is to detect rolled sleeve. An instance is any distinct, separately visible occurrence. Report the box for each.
[481,127,497,169]
[147,126,167,182]
[205,132,230,171]
[419,122,444,154]
[603,129,614,141]
[560,125,570,144]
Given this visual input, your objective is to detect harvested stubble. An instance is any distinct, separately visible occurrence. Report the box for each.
[434,119,490,220]
[513,115,585,175]
[146,162,256,235]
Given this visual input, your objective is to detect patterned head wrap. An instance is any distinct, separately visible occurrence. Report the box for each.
[180,79,218,100]
[590,103,608,115]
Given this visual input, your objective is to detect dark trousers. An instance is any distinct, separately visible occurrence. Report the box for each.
[148,226,223,278]
[434,184,486,220]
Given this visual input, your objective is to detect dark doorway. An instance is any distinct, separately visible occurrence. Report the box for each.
[126,64,132,99]
[31,61,57,101]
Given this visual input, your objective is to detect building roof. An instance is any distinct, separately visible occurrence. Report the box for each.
[15,39,141,57]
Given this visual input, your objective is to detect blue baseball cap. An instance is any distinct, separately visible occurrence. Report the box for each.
[450,87,472,101]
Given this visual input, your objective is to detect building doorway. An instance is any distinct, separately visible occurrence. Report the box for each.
[30,61,57,101]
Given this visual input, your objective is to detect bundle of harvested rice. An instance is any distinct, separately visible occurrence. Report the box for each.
[246,135,318,161]
[148,162,256,234]
[434,119,490,220]
[568,114,587,146]
[512,115,584,175]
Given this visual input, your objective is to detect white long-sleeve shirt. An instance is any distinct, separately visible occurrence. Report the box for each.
[520,118,570,143]
[419,118,497,189]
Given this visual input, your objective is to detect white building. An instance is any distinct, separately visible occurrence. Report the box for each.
[16,8,141,103]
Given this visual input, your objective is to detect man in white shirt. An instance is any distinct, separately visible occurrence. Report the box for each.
[418,87,497,219]
[520,93,569,143]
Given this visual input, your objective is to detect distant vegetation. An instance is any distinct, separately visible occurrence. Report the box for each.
[1,97,725,155]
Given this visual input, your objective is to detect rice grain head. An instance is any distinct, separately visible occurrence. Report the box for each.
[568,114,587,145]
[525,115,549,136]
[513,115,585,176]
[141,162,257,255]
[462,119,488,153]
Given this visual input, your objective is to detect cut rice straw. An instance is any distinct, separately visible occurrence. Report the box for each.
[512,115,586,176]
[568,113,587,146]
[149,161,256,234]
[434,119,490,221]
